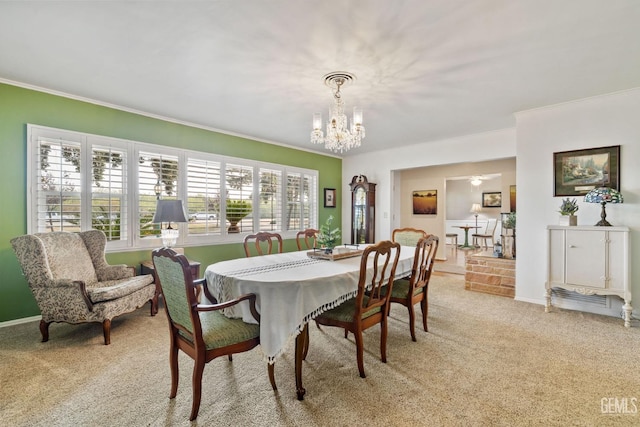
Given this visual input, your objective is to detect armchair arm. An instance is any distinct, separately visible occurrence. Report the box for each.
[74,280,94,311]
[32,279,94,313]
[196,293,260,322]
[96,265,134,281]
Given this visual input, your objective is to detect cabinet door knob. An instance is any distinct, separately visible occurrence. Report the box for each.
[568,245,576,248]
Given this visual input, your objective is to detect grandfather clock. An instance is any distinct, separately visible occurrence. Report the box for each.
[349,175,376,244]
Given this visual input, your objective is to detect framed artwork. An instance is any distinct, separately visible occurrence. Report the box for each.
[482,192,502,208]
[412,190,437,215]
[324,188,336,208]
[553,145,620,196]
[509,185,516,212]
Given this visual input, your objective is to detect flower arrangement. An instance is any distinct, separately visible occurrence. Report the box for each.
[558,198,579,216]
[316,215,341,251]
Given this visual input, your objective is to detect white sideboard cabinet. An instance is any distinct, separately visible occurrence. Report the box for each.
[546,225,631,327]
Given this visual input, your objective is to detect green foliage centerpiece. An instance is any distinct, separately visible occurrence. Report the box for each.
[558,197,578,226]
[316,215,341,253]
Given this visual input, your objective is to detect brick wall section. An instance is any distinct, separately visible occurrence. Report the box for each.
[464,251,515,298]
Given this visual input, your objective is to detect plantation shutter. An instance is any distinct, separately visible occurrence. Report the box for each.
[187,158,222,236]
[33,136,82,233]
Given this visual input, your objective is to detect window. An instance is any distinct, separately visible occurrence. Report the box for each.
[28,124,318,250]
[91,142,127,242]
[187,158,222,236]
[286,171,316,230]
[137,151,179,241]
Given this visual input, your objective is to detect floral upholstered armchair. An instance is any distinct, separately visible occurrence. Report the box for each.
[11,229,157,345]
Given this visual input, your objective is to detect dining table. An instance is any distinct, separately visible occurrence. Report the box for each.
[456,225,480,249]
[204,244,415,400]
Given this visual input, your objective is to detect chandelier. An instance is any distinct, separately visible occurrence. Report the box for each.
[311,72,365,153]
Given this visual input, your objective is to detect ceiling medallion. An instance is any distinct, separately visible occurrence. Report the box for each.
[311,71,365,153]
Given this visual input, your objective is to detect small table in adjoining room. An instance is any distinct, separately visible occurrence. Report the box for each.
[456,225,480,249]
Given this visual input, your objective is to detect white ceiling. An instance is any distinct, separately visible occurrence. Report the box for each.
[1,1,639,157]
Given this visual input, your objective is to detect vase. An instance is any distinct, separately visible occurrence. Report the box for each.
[559,215,577,226]
[502,229,516,259]
[227,221,240,233]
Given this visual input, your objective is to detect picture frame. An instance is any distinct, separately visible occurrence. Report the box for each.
[482,192,502,208]
[412,190,437,215]
[509,185,516,212]
[553,145,620,196]
[324,188,336,208]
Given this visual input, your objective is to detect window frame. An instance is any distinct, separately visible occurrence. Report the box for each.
[27,124,319,251]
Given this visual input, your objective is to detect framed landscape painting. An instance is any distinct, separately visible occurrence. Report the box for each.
[482,192,502,208]
[412,190,437,215]
[509,185,516,212]
[553,145,620,196]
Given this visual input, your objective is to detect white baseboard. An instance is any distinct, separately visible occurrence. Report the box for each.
[0,315,41,328]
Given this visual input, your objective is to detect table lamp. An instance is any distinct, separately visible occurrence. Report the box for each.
[470,203,482,228]
[584,187,623,226]
[152,199,188,247]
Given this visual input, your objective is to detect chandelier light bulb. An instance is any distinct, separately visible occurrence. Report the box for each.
[312,113,322,131]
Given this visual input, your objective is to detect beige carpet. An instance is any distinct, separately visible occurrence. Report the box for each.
[2,274,640,427]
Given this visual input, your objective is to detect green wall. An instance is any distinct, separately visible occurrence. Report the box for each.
[0,82,342,323]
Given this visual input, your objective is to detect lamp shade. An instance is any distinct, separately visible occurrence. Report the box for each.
[470,203,482,214]
[584,187,623,204]
[152,200,188,225]
[584,187,623,226]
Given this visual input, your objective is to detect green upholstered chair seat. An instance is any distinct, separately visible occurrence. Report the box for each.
[386,278,424,299]
[318,297,381,323]
[179,311,260,350]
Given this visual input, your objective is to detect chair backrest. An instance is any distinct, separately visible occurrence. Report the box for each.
[392,227,428,247]
[11,231,102,288]
[485,219,498,236]
[407,235,439,292]
[152,247,201,342]
[355,240,401,316]
[296,228,318,250]
[243,232,284,257]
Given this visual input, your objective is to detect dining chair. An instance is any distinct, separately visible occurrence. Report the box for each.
[296,228,318,250]
[392,227,428,247]
[472,219,498,249]
[243,232,283,257]
[152,247,276,421]
[314,240,401,378]
[385,235,439,341]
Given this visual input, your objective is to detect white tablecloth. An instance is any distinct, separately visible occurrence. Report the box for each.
[204,245,415,363]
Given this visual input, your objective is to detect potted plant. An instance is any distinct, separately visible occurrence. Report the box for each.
[226,199,252,233]
[558,197,578,226]
[316,215,341,253]
[503,212,516,230]
[501,212,516,259]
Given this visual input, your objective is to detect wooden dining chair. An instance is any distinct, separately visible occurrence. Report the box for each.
[385,235,439,341]
[392,227,428,247]
[243,232,283,257]
[314,240,401,378]
[152,248,276,421]
[296,228,318,250]
[472,219,498,249]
